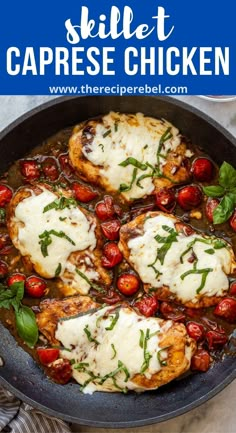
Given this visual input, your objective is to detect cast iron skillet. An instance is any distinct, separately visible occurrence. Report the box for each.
[0,96,235,428]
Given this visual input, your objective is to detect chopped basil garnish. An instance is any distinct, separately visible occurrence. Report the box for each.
[111,344,117,360]
[98,143,104,152]
[157,346,170,367]
[75,269,105,293]
[105,310,120,330]
[143,144,148,149]
[119,157,148,171]
[74,362,90,370]
[55,263,62,277]
[59,216,67,221]
[180,237,227,264]
[180,268,213,294]
[204,248,215,255]
[43,196,78,213]
[114,121,119,132]
[52,345,72,352]
[119,167,138,192]
[39,230,75,257]
[149,225,178,269]
[103,129,111,138]
[140,328,155,374]
[84,324,100,345]
[0,208,6,224]
[99,360,130,384]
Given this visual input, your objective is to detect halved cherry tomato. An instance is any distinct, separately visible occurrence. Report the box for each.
[7,273,26,286]
[25,276,47,298]
[0,260,8,279]
[191,349,211,372]
[0,185,12,207]
[72,182,98,202]
[205,330,228,349]
[20,159,41,180]
[58,153,74,177]
[175,222,194,237]
[229,210,236,232]
[101,220,121,240]
[135,295,159,317]
[48,358,72,384]
[186,321,205,341]
[213,298,236,323]
[99,289,122,305]
[101,242,123,268]
[95,196,116,221]
[41,157,59,181]
[192,158,214,182]
[177,185,202,210]
[155,188,176,213]
[160,301,185,322]
[229,281,236,297]
[205,198,220,223]
[37,347,59,365]
[117,273,140,296]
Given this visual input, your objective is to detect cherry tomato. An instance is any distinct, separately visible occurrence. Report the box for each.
[177,185,202,210]
[0,260,8,278]
[205,198,220,223]
[20,159,41,180]
[191,349,211,372]
[72,182,98,202]
[117,273,140,296]
[101,220,121,240]
[37,347,59,365]
[99,289,123,305]
[205,330,228,349]
[213,298,236,323]
[95,196,116,221]
[48,358,72,384]
[7,273,26,286]
[58,153,74,177]
[0,185,12,207]
[155,188,176,213]
[41,157,59,181]
[135,295,159,317]
[101,242,123,268]
[175,222,194,237]
[25,276,47,298]
[229,210,236,232]
[186,321,205,341]
[192,158,214,182]
[0,234,11,250]
[229,281,236,297]
[160,301,186,322]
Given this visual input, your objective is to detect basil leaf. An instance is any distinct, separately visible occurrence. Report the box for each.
[219,162,236,189]
[119,157,147,171]
[213,194,234,224]
[15,305,38,348]
[202,185,225,197]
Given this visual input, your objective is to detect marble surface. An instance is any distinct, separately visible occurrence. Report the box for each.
[0,95,235,433]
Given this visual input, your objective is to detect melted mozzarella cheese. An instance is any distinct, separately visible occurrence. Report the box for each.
[56,306,172,393]
[82,112,182,200]
[13,189,97,280]
[128,215,232,303]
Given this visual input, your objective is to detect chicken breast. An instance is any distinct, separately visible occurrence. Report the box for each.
[7,185,111,296]
[119,212,236,308]
[37,297,196,393]
[69,112,192,202]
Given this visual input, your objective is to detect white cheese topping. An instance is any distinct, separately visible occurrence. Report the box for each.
[13,189,97,280]
[82,112,183,200]
[128,215,232,303]
[56,306,173,393]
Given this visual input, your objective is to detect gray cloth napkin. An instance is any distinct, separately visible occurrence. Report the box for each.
[0,386,71,433]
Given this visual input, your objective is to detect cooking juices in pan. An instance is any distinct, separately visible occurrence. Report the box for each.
[0,121,236,387]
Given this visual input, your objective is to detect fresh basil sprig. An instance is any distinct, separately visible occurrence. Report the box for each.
[0,281,38,348]
[203,162,236,224]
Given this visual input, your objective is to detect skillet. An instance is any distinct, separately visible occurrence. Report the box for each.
[0,95,235,428]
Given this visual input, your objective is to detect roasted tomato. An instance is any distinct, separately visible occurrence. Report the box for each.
[117,273,140,296]
[7,273,26,286]
[99,289,122,305]
[186,321,205,341]
[229,281,236,297]
[72,182,98,202]
[213,298,236,323]
[205,198,220,223]
[206,330,228,349]
[20,159,41,180]
[155,188,176,213]
[160,301,185,322]
[95,196,116,220]
[135,295,159,317]
[41,157,59,181]
[0,260,8,278]
[48,358,72,384]
[229,210,236,232]
[58,153,74,176]
[0,185,12,207]
[177,185,202,210]
[101,242,123,268]
[192,158,214,182]
[25,276,47,298]
[191,349,211,372]
[0,234,11,250]
[101,220,121,240]
[37,347,59,365]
